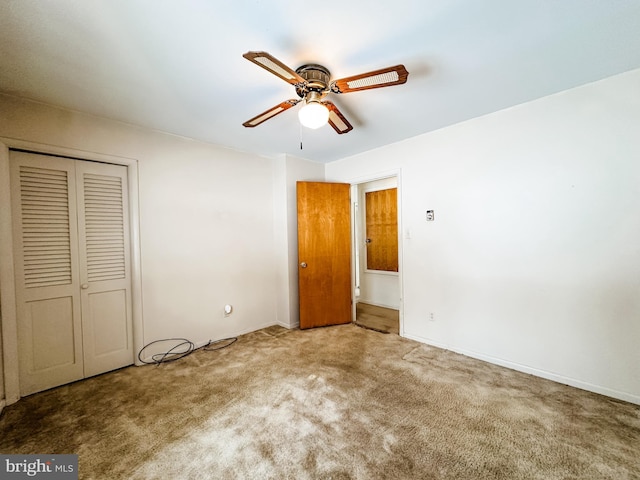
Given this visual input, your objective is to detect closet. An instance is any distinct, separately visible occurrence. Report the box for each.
[10,151,133,396]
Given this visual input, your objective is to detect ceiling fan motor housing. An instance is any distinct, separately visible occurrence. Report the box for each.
[295,64,330,101]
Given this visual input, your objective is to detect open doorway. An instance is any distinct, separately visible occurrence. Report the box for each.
[353,176,400,334]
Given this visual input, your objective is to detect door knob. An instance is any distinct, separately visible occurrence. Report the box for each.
[300,262,307,268]
[365,238,372,244]
[81,283,89,289]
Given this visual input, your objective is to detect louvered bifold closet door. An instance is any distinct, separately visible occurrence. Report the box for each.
[10,152,84,396]
[76,161,133,377]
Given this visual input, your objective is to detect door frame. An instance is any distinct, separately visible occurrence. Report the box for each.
[348,169,404,336]
[0,138,144,406]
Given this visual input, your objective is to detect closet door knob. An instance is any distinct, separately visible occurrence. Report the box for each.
[300,262,308,268]
[81,283,89,289]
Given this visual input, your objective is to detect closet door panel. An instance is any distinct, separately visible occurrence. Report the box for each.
[76,161,133,377]
[10,152,84,396]
[86,289,129,356]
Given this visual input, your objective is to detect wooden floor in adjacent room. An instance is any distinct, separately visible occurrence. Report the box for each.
[355,302,399,334]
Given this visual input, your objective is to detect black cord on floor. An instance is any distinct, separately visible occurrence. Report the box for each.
[137,336,237,366]
[203,336,237,351]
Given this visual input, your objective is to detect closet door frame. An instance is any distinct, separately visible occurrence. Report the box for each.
[0,138,144,406]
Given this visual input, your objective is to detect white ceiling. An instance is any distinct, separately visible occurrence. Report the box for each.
[1,0,640,163]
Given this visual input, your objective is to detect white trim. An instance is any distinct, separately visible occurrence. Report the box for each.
[362,184,396,194]
[0,399,5,416]
[0,142,20,405]
[350,185,359,325]
[343,168,402,186]
[126,158,145,366]
[275,320,295,330]
[404,332,640,406]
[0,137,144,404]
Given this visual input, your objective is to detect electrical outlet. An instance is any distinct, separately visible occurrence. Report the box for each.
[224,304,233,317]
[429,312,435,322]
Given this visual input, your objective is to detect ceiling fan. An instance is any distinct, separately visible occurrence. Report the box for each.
[242,51,409,134]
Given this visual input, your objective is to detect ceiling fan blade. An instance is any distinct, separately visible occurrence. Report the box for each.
[243,99,300,128]
[243,51,306,85]
[330,65,409,94]
[323,101,354,134]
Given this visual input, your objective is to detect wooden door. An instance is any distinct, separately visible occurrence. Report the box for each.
[10,151,133,395]
[297,182,352,329]
[365,188,398,272]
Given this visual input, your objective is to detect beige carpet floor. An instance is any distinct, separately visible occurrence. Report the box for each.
[1,324,639,479]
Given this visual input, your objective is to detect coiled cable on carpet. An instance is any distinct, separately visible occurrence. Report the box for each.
[137,336,237,366]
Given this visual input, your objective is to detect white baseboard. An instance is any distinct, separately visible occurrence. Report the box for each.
[404,333,640,406]
[275,320,297,329]
[0,399,5,416]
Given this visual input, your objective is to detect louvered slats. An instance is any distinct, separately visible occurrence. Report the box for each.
[83,173,126,282]
[19,166,72,288]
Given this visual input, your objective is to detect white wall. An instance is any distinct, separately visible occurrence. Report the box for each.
[327,69,640,404]
[272,155,291,329]
[0,93,280,366]
[356,177,400,309]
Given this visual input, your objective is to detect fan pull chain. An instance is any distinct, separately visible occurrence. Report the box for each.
[299,122,304,150]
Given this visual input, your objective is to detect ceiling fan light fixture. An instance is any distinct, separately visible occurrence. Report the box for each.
[298,101,329,129]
